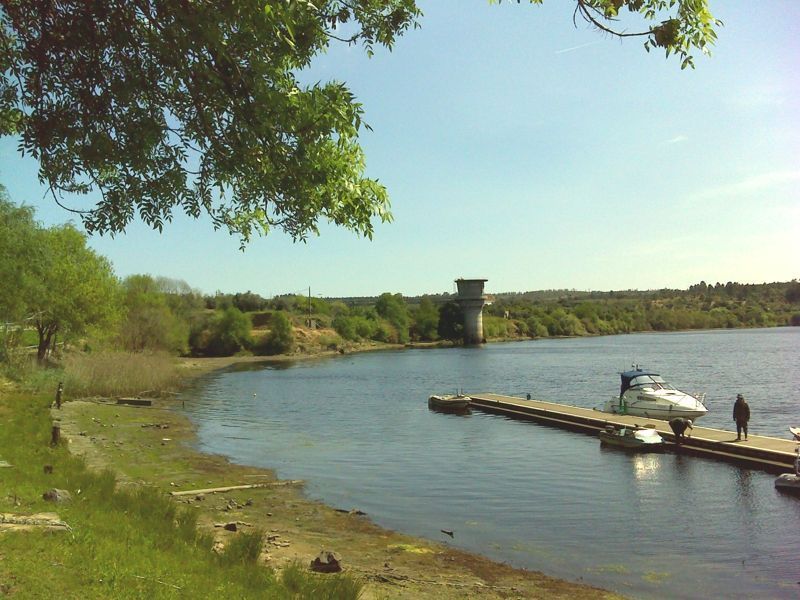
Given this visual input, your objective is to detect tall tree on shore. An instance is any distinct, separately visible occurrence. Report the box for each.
[27,225,120,361]
[411,298,439,341]
[264,310,295,355]
[0,186,40,322]
[376,292,409,343]
[437,301,464,342]
[119,274,189,354]
[0,1,719,243]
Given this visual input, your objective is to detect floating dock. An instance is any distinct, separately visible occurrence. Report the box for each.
[469,393,798,473]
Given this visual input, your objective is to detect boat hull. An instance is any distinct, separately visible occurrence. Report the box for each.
[428,395,471,410]
[602,391,707,421]
[598,427,664,452]
[602,404,707,421]
[775,474,800,493]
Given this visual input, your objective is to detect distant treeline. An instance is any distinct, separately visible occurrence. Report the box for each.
[482,280,800,339]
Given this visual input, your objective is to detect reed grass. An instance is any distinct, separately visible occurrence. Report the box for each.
[61,351,183,398]
[2,350,184,399]
[280,560,364,599]
[218,528,265,565]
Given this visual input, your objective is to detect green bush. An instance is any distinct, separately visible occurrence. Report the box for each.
[190,306,252,356]
[219,529,264,565]
[332,315,359,341]
[261,311,295,355]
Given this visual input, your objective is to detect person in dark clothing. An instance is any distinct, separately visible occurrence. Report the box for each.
[733,393,750,440]
[669,417,693,444]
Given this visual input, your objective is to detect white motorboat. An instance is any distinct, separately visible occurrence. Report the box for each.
[601,366,707,421]
[599,424,664,451]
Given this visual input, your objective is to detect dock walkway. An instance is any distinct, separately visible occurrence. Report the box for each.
[469,393,798,472]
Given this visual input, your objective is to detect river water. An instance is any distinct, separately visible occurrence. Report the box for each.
[181,328,800,599]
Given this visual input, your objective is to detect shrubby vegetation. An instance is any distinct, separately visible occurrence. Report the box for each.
[189,306,253,357]
[260,311,295,355]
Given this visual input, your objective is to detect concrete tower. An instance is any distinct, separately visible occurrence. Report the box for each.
[455,278,487,345]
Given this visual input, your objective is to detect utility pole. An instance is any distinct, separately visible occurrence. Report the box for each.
[308,286,312,327]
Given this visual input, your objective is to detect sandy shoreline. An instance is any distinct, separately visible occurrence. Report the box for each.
[58,352,623,599]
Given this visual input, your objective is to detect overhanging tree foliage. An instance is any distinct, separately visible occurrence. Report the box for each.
[0,1,718,243]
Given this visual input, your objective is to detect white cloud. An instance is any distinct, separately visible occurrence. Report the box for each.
[665,135,688,145]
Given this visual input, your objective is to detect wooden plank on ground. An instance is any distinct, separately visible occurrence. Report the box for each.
[169,480,304,496]
[117,398,152,406]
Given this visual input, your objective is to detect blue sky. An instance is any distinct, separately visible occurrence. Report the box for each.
[1,1,798,298]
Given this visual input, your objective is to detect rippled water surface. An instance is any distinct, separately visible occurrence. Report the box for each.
[181,328,800,599]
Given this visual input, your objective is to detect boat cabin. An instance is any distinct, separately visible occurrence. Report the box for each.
[619,368,675,397]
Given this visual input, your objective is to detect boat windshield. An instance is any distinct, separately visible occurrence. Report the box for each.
[628,375,675,390]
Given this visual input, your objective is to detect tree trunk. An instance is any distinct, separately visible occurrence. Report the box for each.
[50,424,60,446]
[36,323,57,363]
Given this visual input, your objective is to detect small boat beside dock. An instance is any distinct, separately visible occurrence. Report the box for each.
[428,394,471,411]
[599,424,664,451]
[774,428,800,493]
[468,393,798,473]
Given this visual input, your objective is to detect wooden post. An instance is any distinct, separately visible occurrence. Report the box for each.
[50,425,60,446]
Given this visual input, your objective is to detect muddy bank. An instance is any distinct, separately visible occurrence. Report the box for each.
[57,357,622,599]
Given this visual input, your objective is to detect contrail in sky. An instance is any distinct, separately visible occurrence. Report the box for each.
[554,41,602,55]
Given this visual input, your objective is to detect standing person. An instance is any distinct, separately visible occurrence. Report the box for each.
[55,382,63,409]
[669,417,693,444]
[733,393,750,441]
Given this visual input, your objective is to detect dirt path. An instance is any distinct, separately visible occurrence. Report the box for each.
[56,368,623,599]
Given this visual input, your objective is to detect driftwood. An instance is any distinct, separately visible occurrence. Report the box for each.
[116,398,152,407]
[169,481,303,497]
[334,508,367,516]
[0,512,71,531]
[132,575,182,590]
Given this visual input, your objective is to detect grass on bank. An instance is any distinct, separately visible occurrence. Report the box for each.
[0,363,364,598]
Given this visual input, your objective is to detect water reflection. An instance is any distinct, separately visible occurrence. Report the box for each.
[631,454,661,481]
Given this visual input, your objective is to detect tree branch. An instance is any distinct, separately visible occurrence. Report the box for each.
[575,0,652,39]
